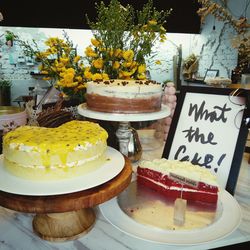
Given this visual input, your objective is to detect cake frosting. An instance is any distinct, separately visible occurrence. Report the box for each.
[137,158,219,203]
[86,79,163,113]
[3,120,108,180]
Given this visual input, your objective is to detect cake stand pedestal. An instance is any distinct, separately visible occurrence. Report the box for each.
[77,104,170,162]
[0,157,132,242]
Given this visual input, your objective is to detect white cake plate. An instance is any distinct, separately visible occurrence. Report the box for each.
[99,188,242,245]
[0,147,124,196]
[77,104,170,160]
[77,103,170,122]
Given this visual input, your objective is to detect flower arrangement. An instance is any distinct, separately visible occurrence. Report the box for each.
[84,0,172,80]
[17,31,86,102]
[17,0,171,101]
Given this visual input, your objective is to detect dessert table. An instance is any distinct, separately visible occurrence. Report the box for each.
[0,137,250,249]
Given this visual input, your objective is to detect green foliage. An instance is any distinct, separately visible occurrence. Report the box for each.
[5,31,15,41]
[0,79,12,87]
[86,0,172,65]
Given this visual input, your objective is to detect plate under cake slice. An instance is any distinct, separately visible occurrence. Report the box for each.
[137,159,219,203]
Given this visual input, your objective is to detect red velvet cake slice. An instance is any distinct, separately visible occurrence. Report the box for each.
[137,159,219,203]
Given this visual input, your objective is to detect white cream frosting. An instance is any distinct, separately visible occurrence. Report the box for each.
[14,152,104,169]
[87,80,163,99]
[9,141,99,152]
[139,158,218,186]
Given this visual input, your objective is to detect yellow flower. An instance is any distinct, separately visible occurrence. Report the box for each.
[42,77,51,81]
[92,73,103,80]
[160,26,166,32]
[84,68,92,79]
[114,49,122,57]
[120,67,136,77]
[64,73,74,83]
[85,46,98,57]
[45,37,62,47]
[92,58,104,69]
[59,57,69,64]
[130,61,138,68]
[137,73,146,80]
[91,38,101,47]
[138,64,146,74]
[76,82,87,90]
[148,20,157,25]
[155,60,162,65]
[66,68,75,75]
[69,81,79,88]
[102,73,109,80]
[73,55,81,63]
[75,76,82,82]
[123,61,132,68]
[109,49,114,57]
[112,61,120,69]
[160,34,167,42]
[123,50,134,61]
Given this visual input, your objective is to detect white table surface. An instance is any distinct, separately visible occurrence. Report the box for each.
[0,136,250,250]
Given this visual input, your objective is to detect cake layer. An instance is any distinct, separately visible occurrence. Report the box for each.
[137,167,218,193]
[86,94,161,113]
[137,173,218,203]
[137,159,219,203]
[138,159,218,186]
[4,154,107,180]
[86,79,163,113]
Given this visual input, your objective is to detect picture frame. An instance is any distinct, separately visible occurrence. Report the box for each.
[162,85,249,195]
[204,69,219,81]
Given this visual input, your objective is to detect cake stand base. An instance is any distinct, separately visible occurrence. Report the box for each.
[32,208,96,242]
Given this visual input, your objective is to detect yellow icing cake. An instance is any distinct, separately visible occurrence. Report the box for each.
[3,120,108,180]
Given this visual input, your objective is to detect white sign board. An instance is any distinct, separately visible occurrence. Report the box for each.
[163,86,249,194]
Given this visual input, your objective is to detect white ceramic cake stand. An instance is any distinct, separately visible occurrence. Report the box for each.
[77,103,170,160]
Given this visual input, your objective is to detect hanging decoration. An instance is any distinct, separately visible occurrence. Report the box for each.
[197,0,250,82]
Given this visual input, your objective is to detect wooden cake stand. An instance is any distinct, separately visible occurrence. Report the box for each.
[0,157,132,242]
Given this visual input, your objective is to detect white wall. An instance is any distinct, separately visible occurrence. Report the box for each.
[0,0,248,105]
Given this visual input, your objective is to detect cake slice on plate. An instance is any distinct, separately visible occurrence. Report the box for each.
[137,158,219,203]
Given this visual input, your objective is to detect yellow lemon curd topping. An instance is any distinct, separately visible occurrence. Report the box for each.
[3,120,108,168]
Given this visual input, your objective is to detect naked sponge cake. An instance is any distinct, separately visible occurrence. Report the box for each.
[137,159,219,203]
[3,120,108,180]
[86,79,163,113]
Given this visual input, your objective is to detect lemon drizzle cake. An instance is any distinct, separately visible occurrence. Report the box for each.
[3,120,108,180]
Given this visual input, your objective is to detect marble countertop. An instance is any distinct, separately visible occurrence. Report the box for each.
[0,142,250,250]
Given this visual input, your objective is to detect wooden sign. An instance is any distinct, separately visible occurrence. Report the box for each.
[163,86,249,195]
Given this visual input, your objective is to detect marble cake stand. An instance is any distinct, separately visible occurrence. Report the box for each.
[77,103,170,161]
[0,157,132,242]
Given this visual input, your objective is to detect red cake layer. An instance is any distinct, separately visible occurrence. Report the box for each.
[137,167,218,203]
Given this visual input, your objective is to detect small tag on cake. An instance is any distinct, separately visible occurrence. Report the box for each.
[173,198,187,226]
[169,172,198,188]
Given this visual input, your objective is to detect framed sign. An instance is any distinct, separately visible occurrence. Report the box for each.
[162,86,249,195]
[204,69,219,82]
